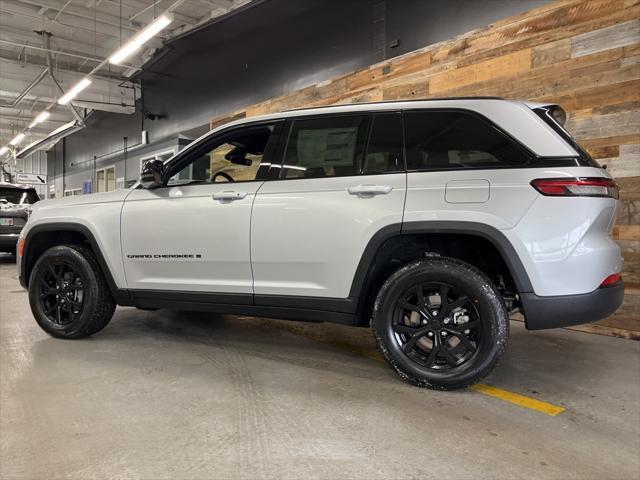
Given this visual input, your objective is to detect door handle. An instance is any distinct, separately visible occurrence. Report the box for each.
[212,190,248,201]
[347,185,393,196]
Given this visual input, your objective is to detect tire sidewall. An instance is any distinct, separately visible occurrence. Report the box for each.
[29,246,103,338]
[373,258,509,389]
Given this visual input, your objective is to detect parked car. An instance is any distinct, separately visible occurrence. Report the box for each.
[16,98,623,389]
[0,183,39,254]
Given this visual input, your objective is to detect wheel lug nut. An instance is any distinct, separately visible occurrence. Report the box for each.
[464,329,470,334]
[442,331,448,337]
[431,310,438,316]
[444,318,450,324]
[427,332,433,337]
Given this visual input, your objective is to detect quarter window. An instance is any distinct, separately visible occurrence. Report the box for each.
[281,115,369,179]
[404,110,530,170]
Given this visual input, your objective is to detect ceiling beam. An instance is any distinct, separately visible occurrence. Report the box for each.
[1,2,135,41]
[15,0,139,33]
[0,38,142,71]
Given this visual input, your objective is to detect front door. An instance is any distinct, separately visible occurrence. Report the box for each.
[251,112,407,299]
[121,122,282,294]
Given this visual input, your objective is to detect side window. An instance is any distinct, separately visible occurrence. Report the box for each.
[281,115,369,179]
[404,110,530,170]
[167,125,275,186]
[363,113,404,174]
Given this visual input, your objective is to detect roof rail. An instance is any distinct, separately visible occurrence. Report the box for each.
[284,96,506,112]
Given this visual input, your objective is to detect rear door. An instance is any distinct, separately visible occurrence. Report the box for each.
[251,112,406,299]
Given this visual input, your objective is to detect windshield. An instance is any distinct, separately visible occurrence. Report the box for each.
[0,187,39,205]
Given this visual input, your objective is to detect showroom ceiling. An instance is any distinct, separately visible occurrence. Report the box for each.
[0,0,253,151]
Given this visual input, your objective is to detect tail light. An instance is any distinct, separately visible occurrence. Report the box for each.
[530,178,619,199]
[600,273,622,288]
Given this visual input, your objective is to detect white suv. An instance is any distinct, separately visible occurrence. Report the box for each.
[17,98,624,389]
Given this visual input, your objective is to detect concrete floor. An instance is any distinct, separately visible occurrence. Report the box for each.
[0,255,639,480]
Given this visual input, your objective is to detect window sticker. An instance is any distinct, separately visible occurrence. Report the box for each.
[297,127,358,166]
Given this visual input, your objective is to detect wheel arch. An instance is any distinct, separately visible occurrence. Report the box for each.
[350,221,533,325]
[21,223,130,304]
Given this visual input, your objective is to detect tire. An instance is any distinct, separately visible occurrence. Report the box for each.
[372,256,509,390]
[28,244,116,339]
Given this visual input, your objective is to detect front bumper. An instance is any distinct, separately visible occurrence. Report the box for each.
[0,233,19,251]
[520,283,624,330]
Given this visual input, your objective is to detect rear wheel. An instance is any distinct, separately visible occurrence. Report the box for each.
[372,257,509,390]
[28,245,116,338]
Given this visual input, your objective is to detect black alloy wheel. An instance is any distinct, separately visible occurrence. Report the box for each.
[29,245,116,339]
[38,262,85,329]
[392,282,482,370]
[372,257,509,390]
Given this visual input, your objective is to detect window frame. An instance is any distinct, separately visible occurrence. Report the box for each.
[95,164,116,192]
[63,188,83,197]
[161,120,285,188]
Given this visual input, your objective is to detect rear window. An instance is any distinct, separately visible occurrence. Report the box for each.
[404,110,531,170]
[0,187,39,205]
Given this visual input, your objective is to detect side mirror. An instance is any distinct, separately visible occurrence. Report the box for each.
[140,159,165,189]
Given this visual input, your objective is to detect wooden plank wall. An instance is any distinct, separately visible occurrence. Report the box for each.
[211,0,640,338]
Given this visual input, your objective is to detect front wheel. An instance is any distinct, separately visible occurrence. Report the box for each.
[372,257,509,390]
[28,245,116,339]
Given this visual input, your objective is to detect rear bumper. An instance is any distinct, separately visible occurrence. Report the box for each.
[521,283,624,330]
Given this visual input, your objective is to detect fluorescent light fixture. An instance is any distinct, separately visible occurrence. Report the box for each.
[109,13,173,65]
[28,111,51,129]
[10,133,25,146]
[0,146,8,156]
[58,77,92,105]
[16,120,83,159]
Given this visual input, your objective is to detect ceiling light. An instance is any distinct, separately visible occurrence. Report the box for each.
[10,133,25,146]
[29,111,51,129]
[58,77,92,105]
[109,13,173,65]
[0,146,9,156]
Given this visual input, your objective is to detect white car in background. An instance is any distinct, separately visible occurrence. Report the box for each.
[16,98,623,389]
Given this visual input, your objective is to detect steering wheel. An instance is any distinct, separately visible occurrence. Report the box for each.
[212,171,235,183]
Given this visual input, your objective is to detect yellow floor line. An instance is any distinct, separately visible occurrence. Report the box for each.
[471,383,566,416]
[270,322,565,417]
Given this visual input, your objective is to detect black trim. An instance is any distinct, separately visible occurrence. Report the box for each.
[255,294,357,314]
[130,289,253,305]
[348,221,533,298]
[20,223,131,305]
[349,223,403,297]
[520,283,624,330]
[129,290,356,324]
